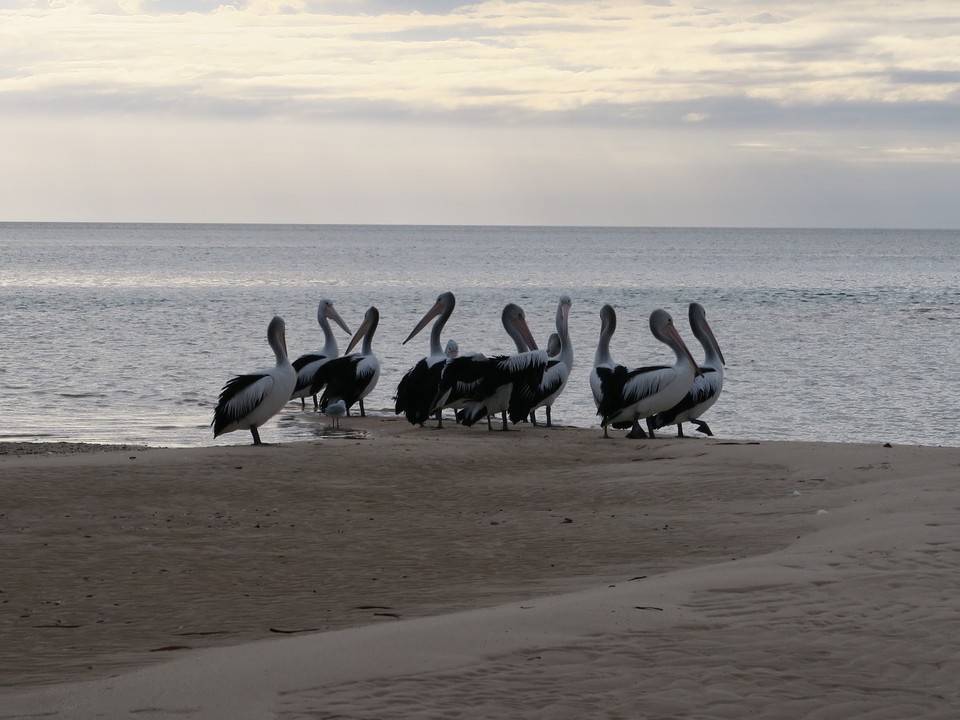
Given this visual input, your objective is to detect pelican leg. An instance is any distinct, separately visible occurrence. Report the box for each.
[312,394,320,411]
[359,399,366,417]
[299,397,305,410]
[692,419,713,436]
[676,423,685,438]
[646,417,658,439]
[545,407,553,428]
[530,411,538,426]
[250,427,262,445]
[501,411,509,431]
[625,418,648,439]
[435,410,444,429]
[602,425,610,439]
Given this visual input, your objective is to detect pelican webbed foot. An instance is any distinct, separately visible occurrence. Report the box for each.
[692,419,714,436]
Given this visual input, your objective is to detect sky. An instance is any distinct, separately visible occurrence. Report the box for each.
[2,0,959,228]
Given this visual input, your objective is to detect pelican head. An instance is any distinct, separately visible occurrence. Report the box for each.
[444,339,459,358]
[650,309,701,377]
[318,299,352,337]
[345,306,380,355]
[267,315,288,359]
[404,291,455,345]
[502,303,538,351]
[689,302,725,366]
[599,304,617,335]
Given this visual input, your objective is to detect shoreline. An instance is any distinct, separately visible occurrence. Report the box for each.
[2,417,958,717]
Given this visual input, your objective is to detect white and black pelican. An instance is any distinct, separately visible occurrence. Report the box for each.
[289,299,351,410]
[510,295,574,427]
[394,291,456,427]
[212,315,297,445]
[649,302,725,437]
[525,331,561,425]
[439,303,545,431]
[319,306,382,417]
[595,308,701,439]
[589,304,618,430]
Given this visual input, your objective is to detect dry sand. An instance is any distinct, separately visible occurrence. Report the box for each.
[1,416,958,718]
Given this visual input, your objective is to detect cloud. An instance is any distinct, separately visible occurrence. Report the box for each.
[2,1,960,225]
[746,12,791,25]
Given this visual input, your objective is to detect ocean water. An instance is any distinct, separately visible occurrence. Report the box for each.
[1,223,957,448]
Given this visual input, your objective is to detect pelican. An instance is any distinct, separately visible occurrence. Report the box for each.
[212,315,297,445]
[595,308,701,439]
[319,306,381,417]
[649,302,725,437]
[510,295,574,427]
[525,332,561,426]
[589,304,618,433]
[289,299,352,410]
[444,339,460,358]
[394,291,456,427]
[516,328,559,425]
[433,302,540,430]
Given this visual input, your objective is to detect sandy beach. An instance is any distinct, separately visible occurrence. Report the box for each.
[1,416,958,719]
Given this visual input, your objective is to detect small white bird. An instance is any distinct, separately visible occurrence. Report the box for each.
[324,399,347,428]
[212,315,297,445]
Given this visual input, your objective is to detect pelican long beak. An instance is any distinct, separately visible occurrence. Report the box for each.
[515,314,538,351]
[404,299,443,345]
[325,304,352,336]
[703,319,726,366]
[559,300,571,337]
[667,323,703,378]
[345,315,372,355]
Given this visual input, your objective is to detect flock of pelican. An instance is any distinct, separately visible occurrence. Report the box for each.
[211,293,724,445]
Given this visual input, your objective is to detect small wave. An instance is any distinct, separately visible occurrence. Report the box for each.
[173,397,211,407]
[901,307,959,320]
[57,392,107,399]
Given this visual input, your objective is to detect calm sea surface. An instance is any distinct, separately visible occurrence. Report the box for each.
[1,223,957,447]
